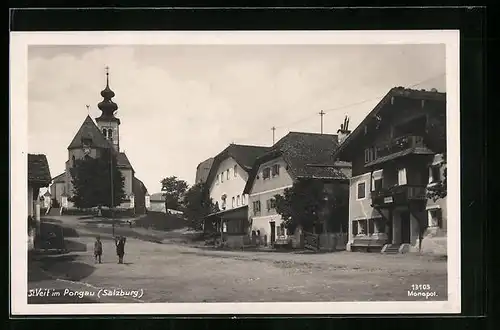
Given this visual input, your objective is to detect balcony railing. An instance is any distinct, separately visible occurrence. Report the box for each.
[375,135,426,159]
[371,184,427,208]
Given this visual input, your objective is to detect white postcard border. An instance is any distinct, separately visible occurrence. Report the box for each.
[10,30,460,315]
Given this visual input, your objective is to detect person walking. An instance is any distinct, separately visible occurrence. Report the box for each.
[94,236,103,264]
[115,236,126,264]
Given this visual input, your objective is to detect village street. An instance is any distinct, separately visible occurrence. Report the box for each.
[28,215,448,304]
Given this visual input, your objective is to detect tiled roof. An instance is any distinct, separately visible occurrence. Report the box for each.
[67,116,113,150]
[333,87,446,159]
[195,157,214,183]
[150,193,166,202]
[243,132,351,194]
[28,154,52,186]
[52,172,66,183]
[205,144,270,188]
[117,152,133,170]
[133,177,148,194]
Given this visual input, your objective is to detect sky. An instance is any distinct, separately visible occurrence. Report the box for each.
[28,44,446,193]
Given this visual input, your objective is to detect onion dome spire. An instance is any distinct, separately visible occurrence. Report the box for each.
[97,66,119,119]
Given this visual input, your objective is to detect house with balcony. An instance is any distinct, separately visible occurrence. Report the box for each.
[203,143,270,248]
[332,87,447,254]
[243,131,352,249]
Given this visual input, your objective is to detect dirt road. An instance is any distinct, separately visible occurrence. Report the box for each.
[28,216,447,303]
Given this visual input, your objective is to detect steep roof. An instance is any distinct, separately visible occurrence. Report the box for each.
[67,115,113,150]
[117,152,133,170]
[28,154,52,187]
[205,143,270,188]
[52,172,66,183]
[243,132,351,194]
[333,87,446,159]
[195,157,214,183]
[133,176,148,194]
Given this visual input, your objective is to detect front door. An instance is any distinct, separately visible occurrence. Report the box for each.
[270,222,276,245]
[387,209,394,244]
[400,211,411,244]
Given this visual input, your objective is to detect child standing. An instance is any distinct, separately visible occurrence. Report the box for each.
[115,236,126,264]
[94,236,103,264]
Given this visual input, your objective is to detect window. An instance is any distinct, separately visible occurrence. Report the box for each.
[108,129,113,138]
[72,155,76,167]
[216,174,219,184]
[373,178,383,192]
[266,198,276,211]
[233,165,237,177]
[236,195,240,206]
[352,221,359,236]
[241,195,246,205]
[232,197,235,208]
[357,182,366,199]
[368,219,375,235]
[428,209,443,228]
[272,164,280,177]
[398,168,407,185]
[429,165,441,183]
[102,128,107,137]
[263,167,271,180]
[277,223,286,237]
[375,218,386,234]
[221,195,227,209]
[226,169,230,180]
[221,172,224,183]
[253,201,261,215]
[358,220,367,235]
[364,148,375,163]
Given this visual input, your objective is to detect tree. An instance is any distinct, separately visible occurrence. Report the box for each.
[69,151,126,209]
[160,176,189,211]
[183,182,218,230]
[274,179,327,233]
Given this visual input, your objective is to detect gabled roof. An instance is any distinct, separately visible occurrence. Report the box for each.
[150,192,166,202]
[67,115,113,150]
[205,143,270,189]
[28,154,52,187]
[243,132,351,194]
[333,87,446,159]
[52,172,66,183]
[195,157,214,183]
[117,152,133,170]
[133,176,148,194]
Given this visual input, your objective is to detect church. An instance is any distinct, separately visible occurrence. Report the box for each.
[50,69,149,215]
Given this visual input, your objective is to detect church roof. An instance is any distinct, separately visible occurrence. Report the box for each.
[28,154,52,187]
[67,116,113,150]
[117,152,134,170]
[52,172,66,183]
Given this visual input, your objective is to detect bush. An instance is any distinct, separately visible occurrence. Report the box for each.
[100,208,135,218]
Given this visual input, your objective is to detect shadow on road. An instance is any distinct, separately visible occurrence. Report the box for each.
[31,254,96,282]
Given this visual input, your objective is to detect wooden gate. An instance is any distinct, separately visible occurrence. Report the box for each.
[304,231,320,251]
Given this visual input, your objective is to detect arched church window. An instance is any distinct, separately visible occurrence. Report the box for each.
[108,129,113,138]
[72,155,76,167]
[102,128,107,137]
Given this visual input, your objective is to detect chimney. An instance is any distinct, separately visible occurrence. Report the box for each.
[337,115,351,144]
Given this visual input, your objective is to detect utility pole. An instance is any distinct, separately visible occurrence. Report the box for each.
[271,126,276,145]
[319,110,325,134]
[110,150,115,237]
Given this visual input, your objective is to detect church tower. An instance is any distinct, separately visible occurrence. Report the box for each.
[95,66,120,151]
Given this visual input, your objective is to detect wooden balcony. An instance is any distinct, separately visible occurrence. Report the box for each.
[375,135,426,159]
[371,184,427,209]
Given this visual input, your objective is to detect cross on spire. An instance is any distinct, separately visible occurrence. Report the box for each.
[271,126,276,145]
[319,110,326,134]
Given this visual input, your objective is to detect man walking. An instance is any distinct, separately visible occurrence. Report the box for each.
[94,236,103,264]
[115,236,126,264]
